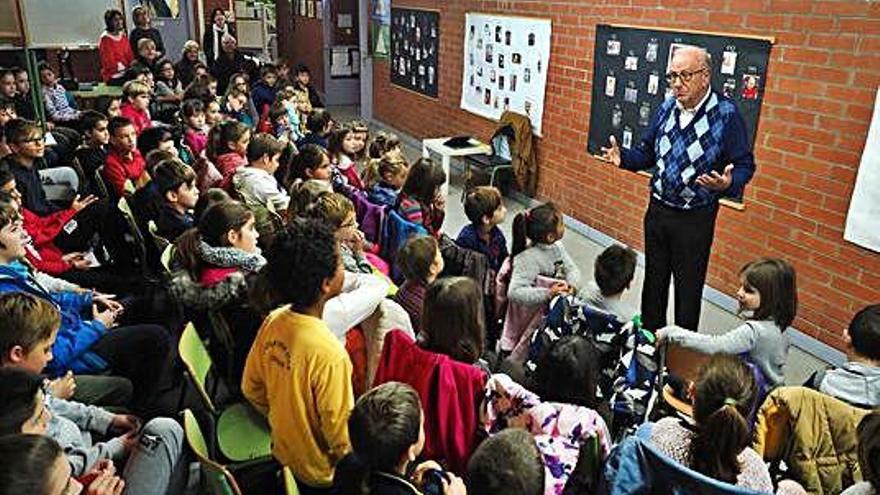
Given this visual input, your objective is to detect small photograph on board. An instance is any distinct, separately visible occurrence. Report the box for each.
[485,44,494,63]
[307,0,315,18]
[605,74,616,97]
[611,105,623,128]
[512,53,522,64]
[504,97,510,110]
[528,33,536,46]
[524,99,534,116]
[646,40,658,62]
[428,66,435,84]
[484,88,492,105]
[625,56,638,71]
[483,24,489,36]
[469,25,475,39]
[505,30,512,45]
[469,52,474,66]
[477,38,483,50]
[490,69,496,82]
[647,73,659,95]
[741,74,759,99]
[622,127,633,149]
[510,74,517,91]
[638,102,652,126]
[721,50,737,75]
[624,85,638,103]
[498,54,505,69]
[524,68,532,83]
[607,39,621,56]
[495,26,502,42]
[493,96,499,109]
[722,78,736,98]
[498,75,505,90]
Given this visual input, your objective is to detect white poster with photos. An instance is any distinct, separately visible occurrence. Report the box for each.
[460,13,552,136]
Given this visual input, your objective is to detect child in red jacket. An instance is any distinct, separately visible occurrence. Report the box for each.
[104,116,150,196]
[119,80,152,135]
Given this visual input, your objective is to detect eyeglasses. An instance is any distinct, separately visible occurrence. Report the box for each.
[665,67,708,84]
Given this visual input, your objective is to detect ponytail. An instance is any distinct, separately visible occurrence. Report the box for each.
[688,355,757,484]
[173,201,253,278]
[361,158,381,190]
[511,202,562,259]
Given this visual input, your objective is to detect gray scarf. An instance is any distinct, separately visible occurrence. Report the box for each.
[198,241,266,273]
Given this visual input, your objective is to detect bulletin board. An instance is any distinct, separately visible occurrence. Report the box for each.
[390,7,439,98]
[587,24,773,157]
[460,13,551,136]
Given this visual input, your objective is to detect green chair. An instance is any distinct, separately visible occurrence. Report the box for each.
[178,323,272,463]
[183,409,244,495]
[282,466,301,495]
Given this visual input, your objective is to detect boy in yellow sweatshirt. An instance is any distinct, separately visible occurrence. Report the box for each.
[242,218,352,490]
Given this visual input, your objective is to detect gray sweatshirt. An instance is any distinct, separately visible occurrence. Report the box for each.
[581,281,638,323]
[508,241,581,306]
[46,395,125,476]
[662,319,789,387]
[817,361,880,408]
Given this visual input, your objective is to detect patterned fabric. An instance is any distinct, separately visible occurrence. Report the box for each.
[652,92,736,210]
[483,373,611,495]
[197,241,266,273]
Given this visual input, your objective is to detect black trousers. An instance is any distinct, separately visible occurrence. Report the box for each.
[641,199,719,332]
[90,324,172,411]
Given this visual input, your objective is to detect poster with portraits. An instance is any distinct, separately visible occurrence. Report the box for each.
[460,13,552,136]
[587,24,772,166]
[844,87,880,253]
[390,8,440,98]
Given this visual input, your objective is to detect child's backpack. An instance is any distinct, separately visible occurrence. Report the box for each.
[608,316,661,441]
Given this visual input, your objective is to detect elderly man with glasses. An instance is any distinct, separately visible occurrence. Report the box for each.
[599,45,755,333]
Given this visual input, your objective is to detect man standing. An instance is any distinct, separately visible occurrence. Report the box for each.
[599,46,755,332]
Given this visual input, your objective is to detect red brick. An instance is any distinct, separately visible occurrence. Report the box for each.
[808,33,859,52]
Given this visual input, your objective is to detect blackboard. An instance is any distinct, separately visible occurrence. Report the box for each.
[390,7,439,98]
[587,24,772,158]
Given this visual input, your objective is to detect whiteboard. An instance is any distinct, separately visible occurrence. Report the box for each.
[844,86,880,253]
[460,13,552,136]
[20,0,123,48]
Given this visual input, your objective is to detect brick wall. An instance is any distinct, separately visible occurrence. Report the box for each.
[372,0,880,352]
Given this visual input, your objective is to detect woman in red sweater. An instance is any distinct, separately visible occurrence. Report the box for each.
[98,9,134,85]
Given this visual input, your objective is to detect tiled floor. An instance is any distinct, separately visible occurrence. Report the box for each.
[330,105,830,385]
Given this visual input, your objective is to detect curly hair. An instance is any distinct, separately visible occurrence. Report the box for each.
[261,219,340,312]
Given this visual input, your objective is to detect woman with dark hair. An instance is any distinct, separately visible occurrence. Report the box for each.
[203,8,236,68]
[98,9,134,84]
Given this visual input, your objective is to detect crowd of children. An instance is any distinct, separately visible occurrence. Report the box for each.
[0,9,878,495]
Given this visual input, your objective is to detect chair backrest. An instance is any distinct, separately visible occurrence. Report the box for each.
[380,209,428,279]
[665,343,713,385]
[94,166,110,198]
[178,322,218,413]
[282,466,300,495]
[117,196,149,274]
[160,244,176,273]
[183,409,243,495]
[147,220,172,251]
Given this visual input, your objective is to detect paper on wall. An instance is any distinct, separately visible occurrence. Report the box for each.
[459,13,552,136]
[844,87,880,253]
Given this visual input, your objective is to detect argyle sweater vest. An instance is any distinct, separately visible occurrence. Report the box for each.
[651,92,737,210]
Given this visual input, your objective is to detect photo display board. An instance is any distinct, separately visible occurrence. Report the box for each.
[460,13,552,136]
[390,7,440,98]
[587,24,772,159]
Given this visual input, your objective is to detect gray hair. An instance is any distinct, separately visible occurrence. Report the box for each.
[221,33,237,44]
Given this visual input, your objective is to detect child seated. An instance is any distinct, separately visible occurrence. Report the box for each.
[223,87,254,127]
[366,154,408,207]
[393,235,443,332]
[308,191,373,274]
[234,133,289,213]
[811,305,880,408]
[396,158,447,237]
[38,63,81,125]
[74,111,110,180]
[657,258,797,388]
[154,159,199,240]
[328,124,365,190]
[118,80,152,135]
[296,108,333,150]
[0,366,186,495]
[251,63,278,113]
[182,98,208,157]
[646,355,778,492]
[841,411,880,495]
[335,382,468,495]
[137,126,178,158]
[581,244,638,322]
[368,130,403,160]
[104,116,150,196]
[243,219,353,490]
[288,143,332,187]
[456,186,508,272]
[503,202,580,354]
[268,100,295,143]
[207,120,251,191]
[467,428,544,495]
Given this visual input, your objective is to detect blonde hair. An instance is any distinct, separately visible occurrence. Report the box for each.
[308,192,355,229]
[137,37,156,52]
[363,155,407,189]
[123,80,151,98]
